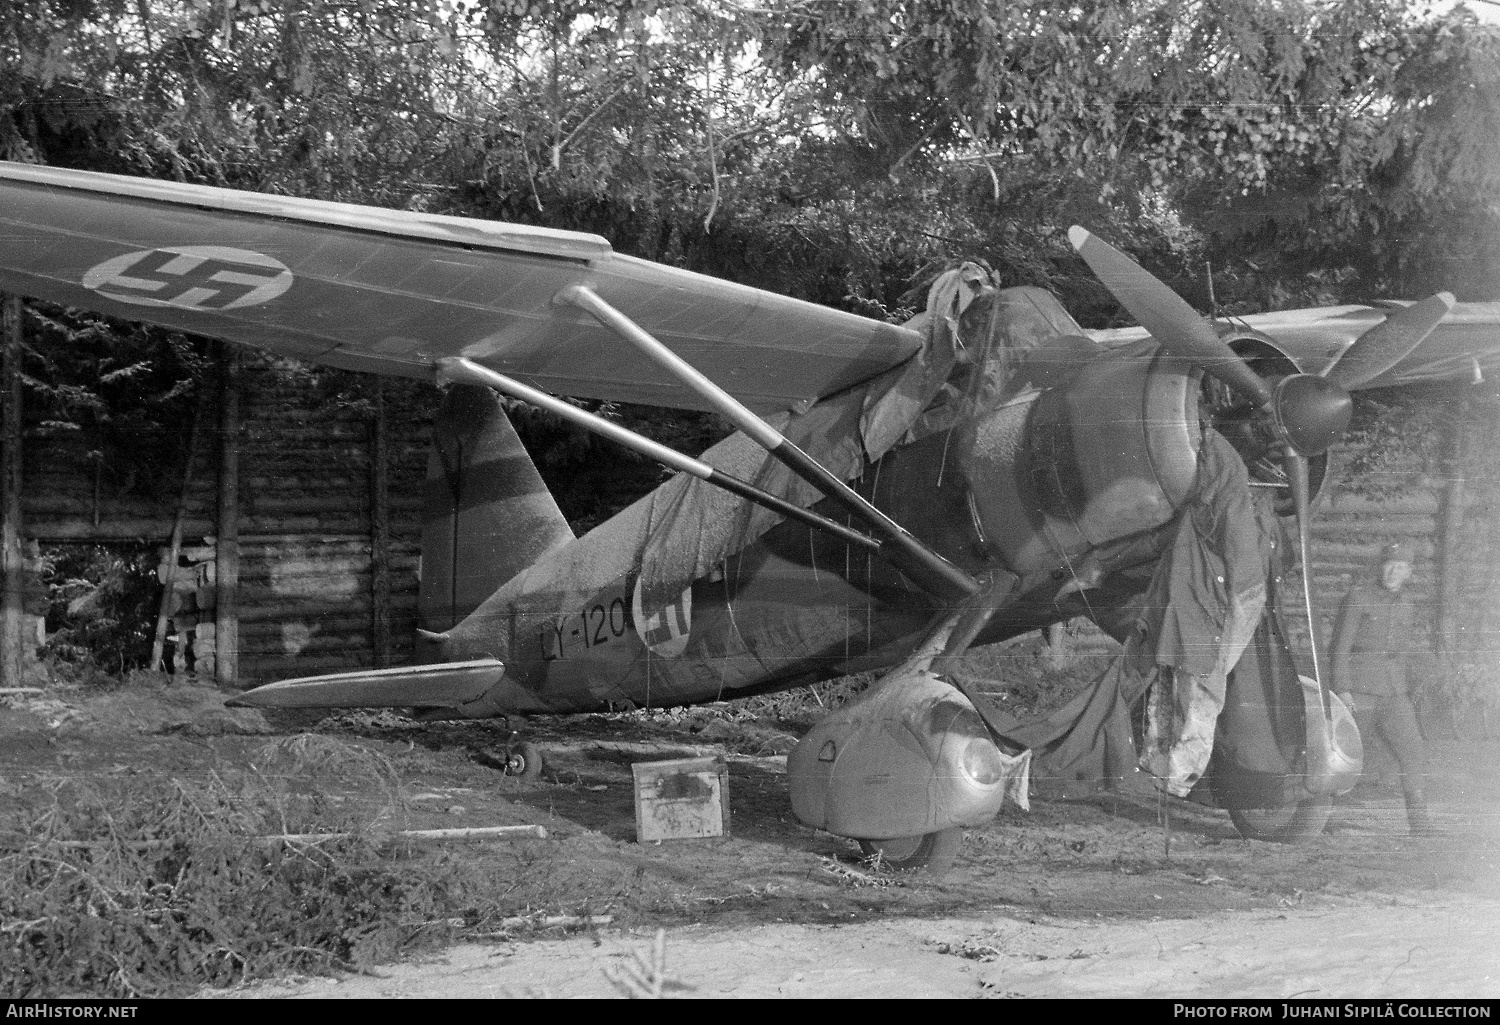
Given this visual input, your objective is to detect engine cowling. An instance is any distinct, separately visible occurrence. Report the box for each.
[962,344,1202,577]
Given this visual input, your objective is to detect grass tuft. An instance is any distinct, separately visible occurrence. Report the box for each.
[0,735,540,997]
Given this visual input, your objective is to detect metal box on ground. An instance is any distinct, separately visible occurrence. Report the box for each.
[631,755,730,842]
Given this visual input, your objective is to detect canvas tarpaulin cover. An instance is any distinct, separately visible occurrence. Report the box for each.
[953,585,1307,800]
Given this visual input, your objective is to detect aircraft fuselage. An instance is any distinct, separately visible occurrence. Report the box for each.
[436,343,1206,714]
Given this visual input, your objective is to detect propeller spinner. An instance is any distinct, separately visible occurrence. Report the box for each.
[1068,227,1455,685]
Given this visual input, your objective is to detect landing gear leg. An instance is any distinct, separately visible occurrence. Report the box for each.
[857,826,964,875]
[474,728,545,781]
[501,732,544,782]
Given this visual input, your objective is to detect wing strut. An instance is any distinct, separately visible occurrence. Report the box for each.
[553,284,979,603]
[437,357,879,553]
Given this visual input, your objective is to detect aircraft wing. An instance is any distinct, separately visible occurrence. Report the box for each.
[0,162,921,415]
[1089,301,1500,390]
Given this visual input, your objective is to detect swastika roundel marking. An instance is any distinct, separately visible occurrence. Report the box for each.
[632,575,692,659]
[82,246,293,311]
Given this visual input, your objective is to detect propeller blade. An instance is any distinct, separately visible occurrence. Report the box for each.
[1323,292,1456,390]
[1069,226,1273,408]
[1285,450,1323,689]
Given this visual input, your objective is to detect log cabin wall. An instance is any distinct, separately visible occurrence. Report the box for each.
[1282,423,1500,672]
[22,355,436,686]
[1278,487,1445,661]
[232,363,432,682]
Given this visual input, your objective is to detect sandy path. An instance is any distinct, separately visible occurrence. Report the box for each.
[232,895,1500,999]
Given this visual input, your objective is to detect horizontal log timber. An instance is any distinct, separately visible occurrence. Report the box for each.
[1322,493,1444,515]
[241,423,371,442]
[236,550,417,567]
[233,579,419,601]
[1312,515,1441,538]
[239,615,417,639]
[241,473,369,490]
[234,559,419,582]
[22,471,424,501]
[239,604,418,629]
[234,537,374,553]
[21,490,214,514]
[234,593,419,618]
[237,533,417,546]
[237,516,379,533]
[239,634,378,652]
[238,443,421,460]
[1311,538,1440,559]
[235,558,420,573]
[239,653,384,680]
[240,635,371,657]
[239,541,420,557]
[236,489,421,507]
[238,505,425,521]
[240,495,425,515]
[20,520,418,542]
[26,519,217,542]
[238,436,428,455]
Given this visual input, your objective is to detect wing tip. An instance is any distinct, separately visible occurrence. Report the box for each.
[1067,225,1090,251]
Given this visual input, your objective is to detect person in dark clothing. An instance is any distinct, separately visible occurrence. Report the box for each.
[1329,542,1434,836]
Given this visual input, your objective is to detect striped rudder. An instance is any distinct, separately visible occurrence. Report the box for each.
[419,384,573,633]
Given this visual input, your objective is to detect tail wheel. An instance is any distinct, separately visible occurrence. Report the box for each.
[1228,797,1333,843]
[857,826,964,875]
[503,741,545,782]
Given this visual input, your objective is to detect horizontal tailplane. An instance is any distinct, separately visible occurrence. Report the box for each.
[226,658,505,709]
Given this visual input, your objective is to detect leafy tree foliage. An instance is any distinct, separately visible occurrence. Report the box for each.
[37,543,161,678]
[763,0,1500,307]
[6,1,1495,310]
[1,1,481,199]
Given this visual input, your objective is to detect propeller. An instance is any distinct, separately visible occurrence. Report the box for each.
[1069,227,1456,687]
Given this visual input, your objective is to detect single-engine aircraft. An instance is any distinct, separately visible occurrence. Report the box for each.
[4,161,1499,871]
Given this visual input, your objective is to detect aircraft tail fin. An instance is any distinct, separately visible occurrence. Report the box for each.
[419,384,573,632]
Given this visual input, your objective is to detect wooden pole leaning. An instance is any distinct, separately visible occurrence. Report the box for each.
[214,345,240,688]
[0,295,23,692]
[149,392,207,674]
[369,381,392,668]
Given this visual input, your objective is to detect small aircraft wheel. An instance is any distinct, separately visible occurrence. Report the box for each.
[857,826,964,875]
[503,741,545,782]
[1228,797,1333,843]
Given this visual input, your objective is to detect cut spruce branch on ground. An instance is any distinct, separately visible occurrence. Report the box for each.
[0,732,586,999]
[5,825,548,850]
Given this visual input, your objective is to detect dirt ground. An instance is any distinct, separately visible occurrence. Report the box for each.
[2,672,1498,999]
